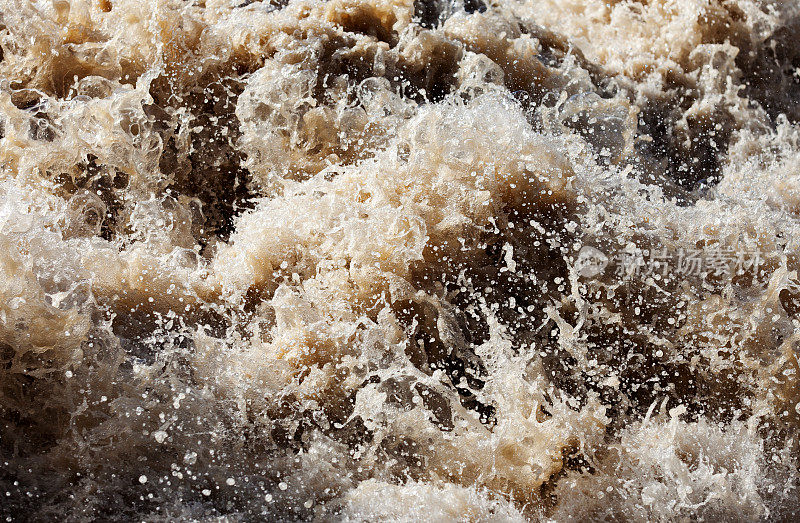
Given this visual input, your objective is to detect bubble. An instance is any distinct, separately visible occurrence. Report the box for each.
[63,191,106,239]
[183,452,198,466]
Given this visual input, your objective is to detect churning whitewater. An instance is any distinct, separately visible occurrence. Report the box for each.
[0,0,799,520]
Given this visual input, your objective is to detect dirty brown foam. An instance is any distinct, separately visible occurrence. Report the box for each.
[0,0,798,520]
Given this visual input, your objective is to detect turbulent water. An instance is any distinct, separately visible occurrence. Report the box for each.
[1,0,799,520]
